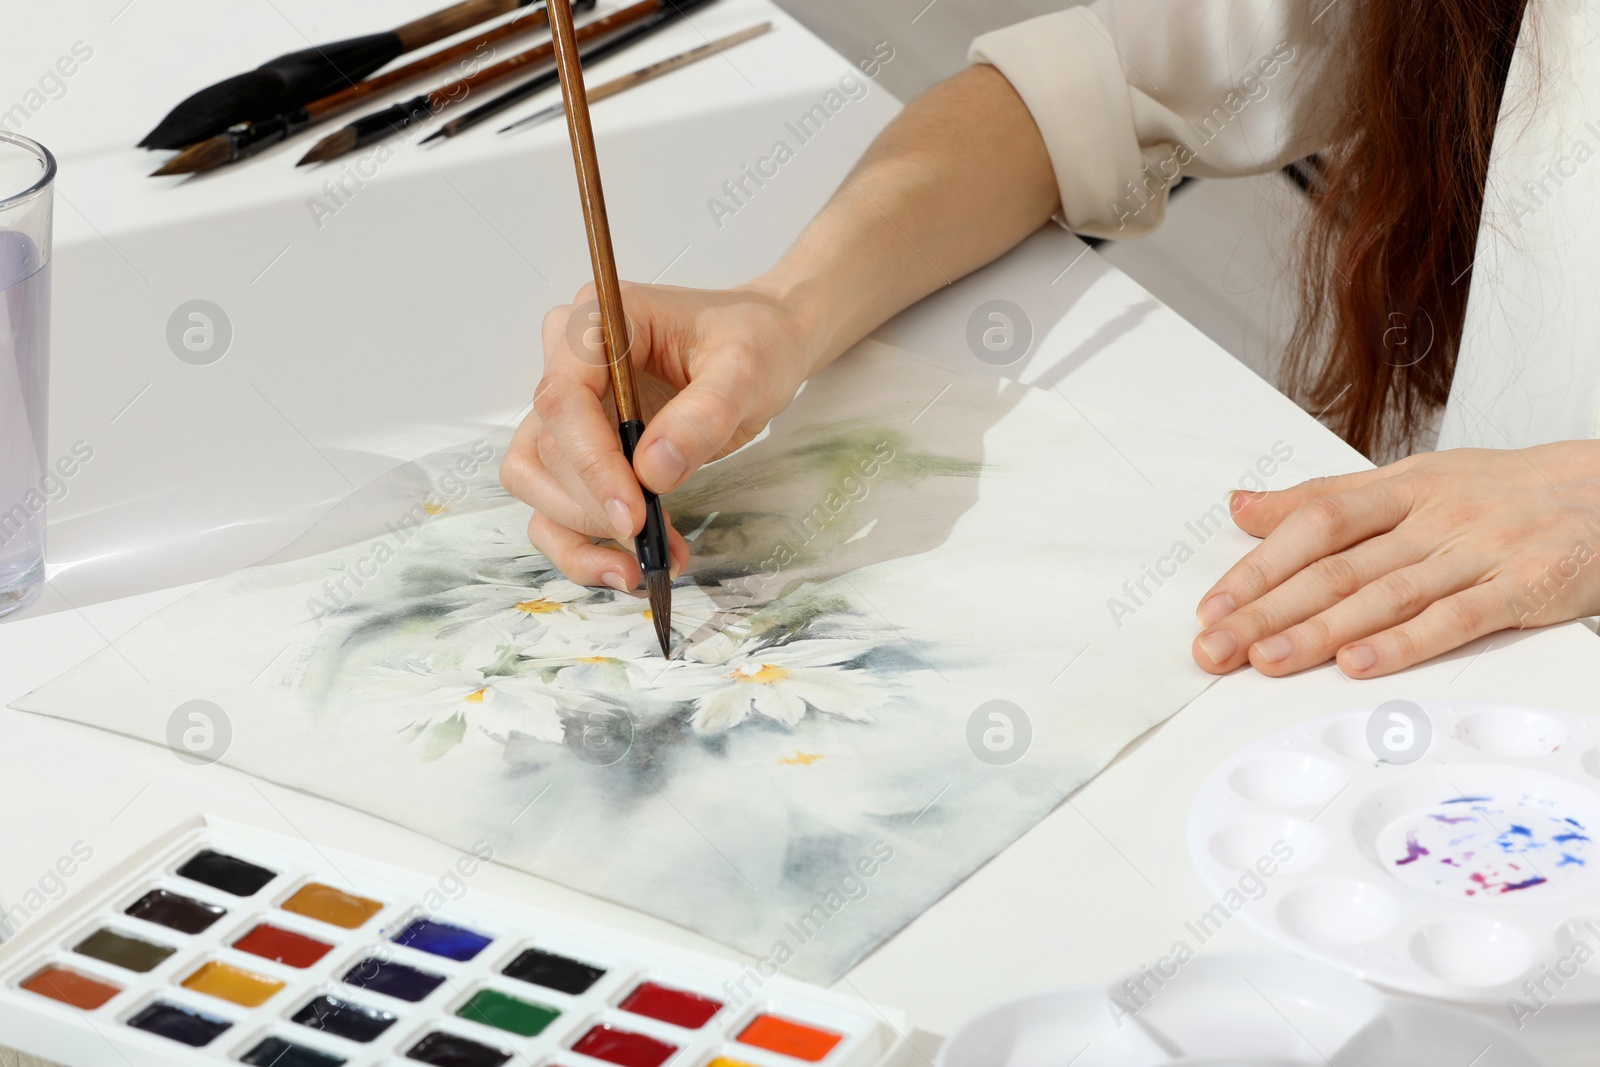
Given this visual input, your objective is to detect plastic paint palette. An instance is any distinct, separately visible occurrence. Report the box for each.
[0,818,911,1067]
[1189,701,1600,1002]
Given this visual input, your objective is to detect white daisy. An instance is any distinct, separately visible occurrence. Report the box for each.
[656,636,887,733]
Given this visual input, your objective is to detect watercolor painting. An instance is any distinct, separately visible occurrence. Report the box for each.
[15,342,1313,981]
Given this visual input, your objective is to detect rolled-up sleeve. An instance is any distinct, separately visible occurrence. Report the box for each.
[970,0,1344,238]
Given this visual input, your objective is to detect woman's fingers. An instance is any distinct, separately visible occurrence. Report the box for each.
[1191,533,1426,671]
[1334,579,1518,678]
[1227,456,1424,538]
[527,511,641,591]
[1241,556,1484,675]
[1197,479,1412,627]
[634,352,763,493]
[533,373,650,541]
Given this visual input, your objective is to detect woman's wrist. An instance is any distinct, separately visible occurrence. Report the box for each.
[741,270,846,382]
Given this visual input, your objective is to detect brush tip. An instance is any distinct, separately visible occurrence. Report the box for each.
[297,128,356,166]
[148,136,232,176]
[419,129,447,145]
[644,570,673,657]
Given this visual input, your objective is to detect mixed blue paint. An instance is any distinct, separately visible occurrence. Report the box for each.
[1386,793,1593,897]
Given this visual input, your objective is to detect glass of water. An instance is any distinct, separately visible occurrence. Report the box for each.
[0,133,54,618]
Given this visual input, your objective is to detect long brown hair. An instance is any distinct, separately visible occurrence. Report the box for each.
[1284,0,1529,459]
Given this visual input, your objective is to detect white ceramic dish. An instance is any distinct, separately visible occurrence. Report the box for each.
[1188,701,1600,1003]
[935,952,1541,1067]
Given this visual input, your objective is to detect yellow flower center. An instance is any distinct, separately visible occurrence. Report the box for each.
[781,751,824,766]
[578,656,610,664]
[423,501,448,516]
[642,609,653,621]
[514,598,563,614]
[463,688,487,703]
[732,663,790,685]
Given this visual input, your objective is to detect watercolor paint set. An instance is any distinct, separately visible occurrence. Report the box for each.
[1188,701,1600,1002]
[0,817,914,1067]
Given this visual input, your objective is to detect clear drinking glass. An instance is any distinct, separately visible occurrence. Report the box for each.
[0,133,55,618]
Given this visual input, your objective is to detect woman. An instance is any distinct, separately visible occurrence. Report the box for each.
[501,0,1600,679]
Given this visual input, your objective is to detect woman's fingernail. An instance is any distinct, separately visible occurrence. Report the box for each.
[1343,645,1378,672]
[605,498,633,541]
[1197,630,1238,664]
[641,439,687,489]
[670,561,683,581]
[1197,592,1236,626]
[600,571,630,592]
[1230,490,1262,513]
[1254,635,1293,664]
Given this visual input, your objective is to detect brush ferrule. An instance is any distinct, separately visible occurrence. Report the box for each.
[618,420,670,575]
[353,96,436,147]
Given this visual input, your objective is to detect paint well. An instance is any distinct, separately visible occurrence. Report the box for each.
[570,1024,677,1067]
[618,981,722,1029]
[175,849,276,896]
[707,1061,759,1067]
[281,882,383,929]
[456,988,560,1037]
[72,928,175,973]
[406,1031,512,1067]
[342,957,444,1002]
[241,1037,347,1067]
[181,960,286,1007]
[124,888,225,934]
[737,1015,842,1062]
[501,947,605,995]
[392,916,493,962]
[126,1001,232,1047]
[291,994,397,1043]
[234,923,333,968]
[20,966,120,1010]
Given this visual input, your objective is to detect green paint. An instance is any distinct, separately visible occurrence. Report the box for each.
[73,928,176,973]
[457,988,560,1036]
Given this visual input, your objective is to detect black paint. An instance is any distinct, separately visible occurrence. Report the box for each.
[124,889,225,934]
[405,1032,511,1067]
[176,849,276,896]
[501,948,605,995]
[291,995,397,1043]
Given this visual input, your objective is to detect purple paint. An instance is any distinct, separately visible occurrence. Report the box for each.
[1394,833,1429,866]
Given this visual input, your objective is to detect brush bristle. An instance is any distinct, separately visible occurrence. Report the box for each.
[149,137,234,176]
[297,128,358,166]
[644,571,673,657]
[140,71,282,151]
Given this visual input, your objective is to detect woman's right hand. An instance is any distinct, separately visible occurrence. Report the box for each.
[500,279,820,591]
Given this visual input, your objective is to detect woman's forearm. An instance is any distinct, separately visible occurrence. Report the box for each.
[755,64,1061,375]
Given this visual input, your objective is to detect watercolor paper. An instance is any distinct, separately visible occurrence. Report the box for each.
[15,341,1323,980]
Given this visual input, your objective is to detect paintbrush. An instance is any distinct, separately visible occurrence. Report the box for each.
[151,0,596,176]
[499,21,769,134]
[296,0,658,165]
[422,0,718,143]
[140,0,543,150]
[545,0,674,655]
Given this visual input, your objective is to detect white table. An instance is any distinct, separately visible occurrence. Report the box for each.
[4,1,1598,1063]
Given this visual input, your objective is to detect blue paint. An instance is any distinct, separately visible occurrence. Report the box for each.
[127,1001,232,1047]
[1443,795,1493,804]
[1559,852,1586,866]
[342,957,444,1002]
[390,917,493,962]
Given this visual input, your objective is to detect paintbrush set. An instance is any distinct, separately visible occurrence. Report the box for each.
[142,0,769,176]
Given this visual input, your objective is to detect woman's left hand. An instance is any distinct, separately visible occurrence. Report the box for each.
[1191,442,1600,678]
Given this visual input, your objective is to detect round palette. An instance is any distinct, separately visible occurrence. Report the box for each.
[1188,701,1600,1002]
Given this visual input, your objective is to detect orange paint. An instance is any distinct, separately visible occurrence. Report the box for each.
[737,1015,841,1062]
[706,1060,759,1067]
[280,882,383,929]
[21,966,121,1010]
[181,960,285,1007]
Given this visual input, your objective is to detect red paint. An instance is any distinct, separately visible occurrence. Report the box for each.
[233,924,332,968]
[618,981,722,1029]
[571,1025,677,1067]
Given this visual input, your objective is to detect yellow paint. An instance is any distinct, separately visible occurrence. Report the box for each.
[781,752,824,766]
[181,961,284,1008]
[464,688,487,703]
[706,1060,759,1067]
[423,501,448,516]
[514,598,562,614]
[733,663,790,685]
[281,883,384,929]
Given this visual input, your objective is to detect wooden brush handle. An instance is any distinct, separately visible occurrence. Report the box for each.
[587,22,772,106]
[548,0,639,422]
[309,2,551,120]
[394,0,528,51]
[434,0,659,107]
